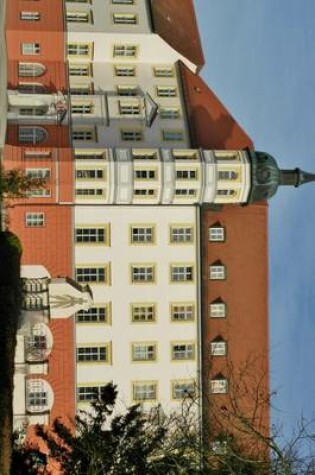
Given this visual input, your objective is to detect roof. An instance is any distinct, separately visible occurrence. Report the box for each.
[150,0,204,70]
[178,61,254,150]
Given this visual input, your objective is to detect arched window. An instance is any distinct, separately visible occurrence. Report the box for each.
[26,379,53,413]
[18,126,48,144]
[18,62,46,77]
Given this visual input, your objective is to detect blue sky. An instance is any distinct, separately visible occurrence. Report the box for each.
[194,0,315,440]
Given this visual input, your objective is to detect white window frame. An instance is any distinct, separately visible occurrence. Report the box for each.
[210,377,228,394]
[133,382,157,401]
[174,189,196,197]
[77,385,107,402]
[163,130,184,141]
[18,126,48,144]
[121,130,142,142]
[20,11,40,21]
[113,13,137,25]
[113,44,138,58]
[171,304,194,322]
[210,339,227,356]
[18,62,45,77]
[25,212,45,227]
[131,304,156,323]
[26,168,50,179]
[176,169,197,180]
[76,346,109,362]
[75,227,108,244]
[115,65,135,77]
[132,343,156,362]
[172,381,195,399]
[209,265,226,280]
[66,12,91,23]
[76,306,109,323]
[171,343,195,360]
[170,226,193,243]
[170,265,194,282]
[209,226,225,242]
[131,226,154,243]
[69,64,91,77]
[131,265,155,283]
[22,43,41,55]
[75,266,107,283]
[157,86,177,97]
[209,303,226,318]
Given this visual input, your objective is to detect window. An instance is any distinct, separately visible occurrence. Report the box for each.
[159,107,180,119]
[209,265,226,280]
[209,302,226,318]
[209,226,225,242]
[26,380,49,413]
[121,130,142,141]
[157,86,177,97]
[210,375,228,394]
[76,306,110,323]
[75,188,104,197]
[113,45,137,57]
[113,14,137,24]
[170,265,193,282]
[172,381,195,399]
[117,85,138,96]
[67,0,90,2]
[19,107,45,116]
[131,265,155,283]
[26,168,50,179]
[132,343,156,362]
[171,343,195,360]
[66,12,91,23]
[72,128,96,141]
[131,226,154,243]
[133,189,156,197]
[67,43,93,57]
[173,150,198,160]
[75,150,106,160]
[210,337,227,356]
[77,385,107,402]
[70,84,94,95]
[69,64,91,77]
[131,304,156,323]
[171,304,194,322]
[71,103,93,114]
[24,150,51,159]
[218,171,238,180]
[132,149,157,160]
[75,266,109,283]
[133,382,157,401]
[77,345,110,362]
[18,83,45,94]
[163,130,184,141]
[28,189,51,198]
[75,227,109,244]
[76,169,104,179]
[20,11,40,21]
[119,102,140,116]
[18,62,45,77]
[176,169,197,180]
[112,0,134,3]
[25,213,45,227]
[22,43,41,55]
[174,189,196,197]
[18,127,47,144]
[170,226,193,243]
[134,169,156,180]
[115,66,135,77]
[217,189,236,196]
[154,67,174,77]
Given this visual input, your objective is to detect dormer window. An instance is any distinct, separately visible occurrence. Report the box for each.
[210,337,227,356]
[210,374,228,394]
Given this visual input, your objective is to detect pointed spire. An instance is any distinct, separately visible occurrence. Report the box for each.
[279,168,315,188]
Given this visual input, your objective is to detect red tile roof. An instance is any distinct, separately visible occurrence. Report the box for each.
[150,0,204,70]
[178,62,254,150]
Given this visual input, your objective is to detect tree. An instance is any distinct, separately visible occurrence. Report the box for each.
[0,166,46,199]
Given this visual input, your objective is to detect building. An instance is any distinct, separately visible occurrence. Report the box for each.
[2,0,314,469]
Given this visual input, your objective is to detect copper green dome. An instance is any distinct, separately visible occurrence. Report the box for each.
[247,150,315,204]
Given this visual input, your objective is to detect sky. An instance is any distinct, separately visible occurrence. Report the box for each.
[194,0,315,440]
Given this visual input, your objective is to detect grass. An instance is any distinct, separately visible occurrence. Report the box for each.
[0,231,22,474]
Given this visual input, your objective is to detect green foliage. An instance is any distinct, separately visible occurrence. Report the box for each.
[0,166,46,198]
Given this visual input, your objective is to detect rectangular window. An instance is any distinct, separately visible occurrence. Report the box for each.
[70,84,94,95]
[24,150,51,159]
[171,343,195,361]
[117,85,138,96]
[157,86,177,97]
[113,13,137,24]
[75,150,106,160]
[209,227,225,242]
[28,391,47,408]
[22,43,41,55]
[209,303,226,318]
[75,188,104,197]
[72,128,96,141]
[25,212,45,227]
[218,171,238,180]
[71,103,93,114]
[75,227,109,244]
[76,305,110,323]
[77,345,110,362]
[119,102,140,116]
[132,343,156,362]
[133,382,157,401]
[131,265,155,283]
[154,67,174,77]
[131,304,156,323]
[175,189,196,197]
[26,168,50,179]
[115,66,135,77]
[176,169,197,180]
[75,266,108,283]
[113,45,137,57]
[209,265,226,280]
[28,189,51,198]
[20,11,40,21]
[131,226,154,243]
[69,64,91,77]
[19,107,45,117]
[210,378,228,394]
[210,340,227,356]
[172,381,195,399]
[171,304,194,321]
[134,169,156,180]
[133,189,156,197]
[170,265,193,282]
[112,0,134,3]
[77,385,107,402]
[132,149,157,160]
[159,107,180,119]
[67,43,92,57]
[163,130,184,141]
[76,169,104,179]
[66,12,91,23]
[170,226,193,243]
[18,83,45,94]
[173,150,198,160]
[121,130,142,141]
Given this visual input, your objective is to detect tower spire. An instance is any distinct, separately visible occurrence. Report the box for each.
[279,168,315,188]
